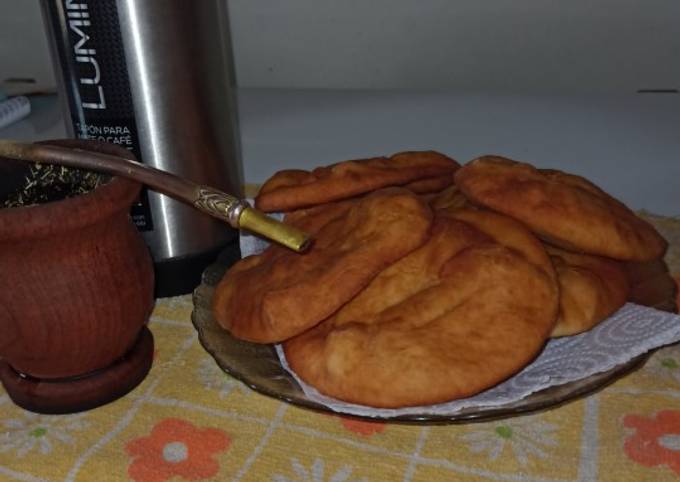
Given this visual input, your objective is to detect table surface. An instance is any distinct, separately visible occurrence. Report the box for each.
[1,90,680,481]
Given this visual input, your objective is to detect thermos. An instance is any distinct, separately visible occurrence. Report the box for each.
[40,0,243,296]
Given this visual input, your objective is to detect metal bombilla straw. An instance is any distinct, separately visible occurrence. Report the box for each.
[0,140,311,253]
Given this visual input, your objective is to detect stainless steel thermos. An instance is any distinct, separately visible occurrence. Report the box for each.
[40,0,243,296]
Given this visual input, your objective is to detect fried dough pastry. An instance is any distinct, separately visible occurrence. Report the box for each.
[424,184,469,211]
[401,174,454,194]
[255,150,459,212]
[546,245,630,337]
[213,188,433,343]
[283,209,558,408]
[623,258,677,312]
[454,156,667,261]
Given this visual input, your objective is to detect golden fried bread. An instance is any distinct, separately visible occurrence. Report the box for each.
[546,245,630,337]
[283,210,558,408]
[424,184,469,211]
[623,258,677,312]
[255,150,459,212]
[441,207,558,285]
[213,188,433,343]
[401,174,454,194]
[454,156,667,261]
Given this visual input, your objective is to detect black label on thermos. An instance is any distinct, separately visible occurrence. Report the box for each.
[45,0,153,231]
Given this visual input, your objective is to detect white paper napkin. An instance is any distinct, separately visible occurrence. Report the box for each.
[240,225,680,417]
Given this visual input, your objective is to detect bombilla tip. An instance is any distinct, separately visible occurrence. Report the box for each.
[238,207,312,253]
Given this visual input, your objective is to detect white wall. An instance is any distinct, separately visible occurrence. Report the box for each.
[0,0,55,93]
[1,0,679,93]
[228,0,680,93]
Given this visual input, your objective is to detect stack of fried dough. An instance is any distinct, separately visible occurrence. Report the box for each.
[212,151,676,408]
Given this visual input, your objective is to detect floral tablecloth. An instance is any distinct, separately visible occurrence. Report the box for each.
[1,215,679,482]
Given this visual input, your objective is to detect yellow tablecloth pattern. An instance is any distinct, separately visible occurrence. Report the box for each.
[1,216,680,482]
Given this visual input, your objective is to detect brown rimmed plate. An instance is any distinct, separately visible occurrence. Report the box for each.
[190,248,676,424]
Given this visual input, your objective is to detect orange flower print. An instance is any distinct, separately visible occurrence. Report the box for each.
[126,418,231,482]
[339,416,386,437]
[624,410,680,475]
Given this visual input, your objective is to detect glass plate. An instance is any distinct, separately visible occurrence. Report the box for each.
[191,249,671,423]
